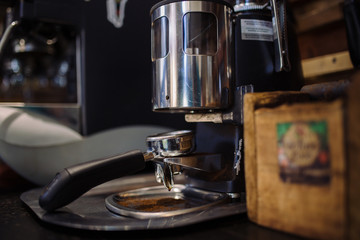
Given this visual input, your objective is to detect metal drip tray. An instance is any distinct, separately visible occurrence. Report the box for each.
[21,174,246,231]
[105,185,228,219]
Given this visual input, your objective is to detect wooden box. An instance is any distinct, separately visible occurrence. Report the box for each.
[243,79,360,240]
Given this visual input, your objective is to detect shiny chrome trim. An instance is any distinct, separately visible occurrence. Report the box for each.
[151,1,233,112]
[146,130,195,157]
[105,184,228,219]
[0,21,19,56]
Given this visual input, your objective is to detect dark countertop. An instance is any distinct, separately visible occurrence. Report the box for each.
[0,165,306,240]
[0,191,307,240]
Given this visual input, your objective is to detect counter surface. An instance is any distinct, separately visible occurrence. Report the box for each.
[0,186,307,240]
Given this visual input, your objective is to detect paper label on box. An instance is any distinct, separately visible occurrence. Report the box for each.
[277,121,330,185]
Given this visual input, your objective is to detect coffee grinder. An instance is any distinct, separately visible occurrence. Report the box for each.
[149,0,303,197]
[38,0,303,219]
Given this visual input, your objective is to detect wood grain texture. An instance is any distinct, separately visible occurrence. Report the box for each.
[302,51,353,78]
[243,92,310,223]
[253,100,346,240]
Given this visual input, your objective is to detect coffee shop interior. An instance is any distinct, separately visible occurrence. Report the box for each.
[0,0,359,239]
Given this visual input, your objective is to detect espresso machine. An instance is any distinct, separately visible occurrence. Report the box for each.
[37,0,303,223]
[0,0,189,135]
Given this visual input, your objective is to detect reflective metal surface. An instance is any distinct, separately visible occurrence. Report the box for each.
[146,130,195,157]
[0,19,81,132]
[152,153,223,190]
[150,1,233,112]
[20,174,247,231]
[164,153,223,172]
[105,184,228,219]
[233,0,269,12]
[270,0,290,72]
[146,130,195,190]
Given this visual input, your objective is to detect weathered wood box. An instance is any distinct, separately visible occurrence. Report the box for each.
[243,77,360,240]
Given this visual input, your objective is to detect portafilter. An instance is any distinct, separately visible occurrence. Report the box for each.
[39,130,194,212]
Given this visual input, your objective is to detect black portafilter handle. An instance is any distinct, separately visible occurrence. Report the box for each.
[39,150,146,212]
